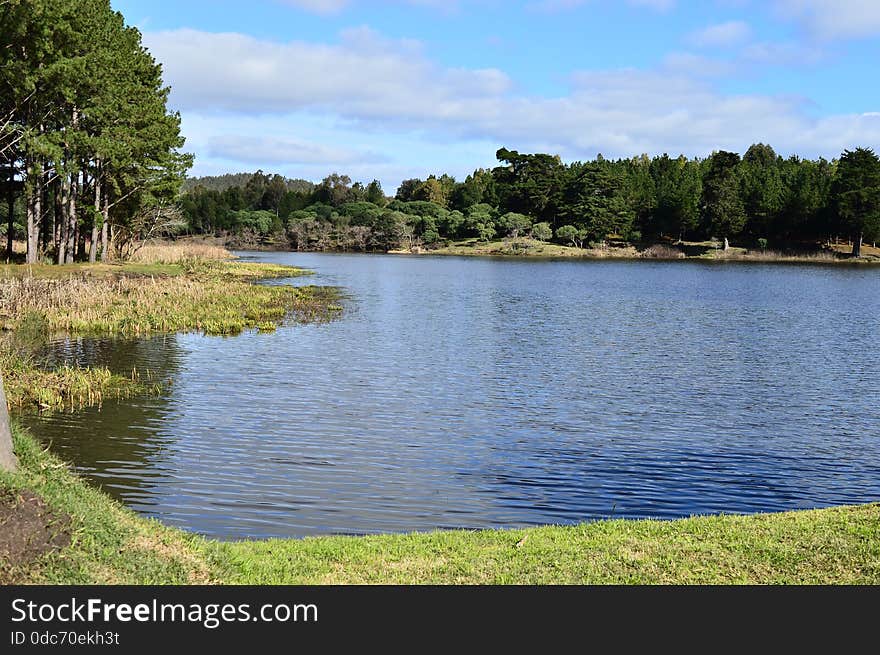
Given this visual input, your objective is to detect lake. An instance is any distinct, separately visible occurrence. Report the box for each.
[23,252,880,539]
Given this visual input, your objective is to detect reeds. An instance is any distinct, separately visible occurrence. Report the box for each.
[711,248,841,262]
[0,255,338,413]
[129,241,233,264]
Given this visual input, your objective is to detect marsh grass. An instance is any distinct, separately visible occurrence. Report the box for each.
[707,248,843,263]
[0,248,338,413]
[129,241,233,264]
[0,353,151,413]
[1,260,325,337]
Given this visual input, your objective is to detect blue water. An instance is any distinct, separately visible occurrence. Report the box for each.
[25,253,880,539]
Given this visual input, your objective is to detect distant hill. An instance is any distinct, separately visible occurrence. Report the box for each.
[182,173,315,194]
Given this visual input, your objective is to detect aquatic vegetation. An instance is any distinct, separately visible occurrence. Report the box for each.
[0,249,339,413]
[1,260,326,338]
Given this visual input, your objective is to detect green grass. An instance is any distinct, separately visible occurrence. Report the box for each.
[1,425,215,584]
[4,425,878,585]
[2,359,152,413]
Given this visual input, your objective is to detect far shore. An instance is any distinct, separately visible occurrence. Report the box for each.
[214,235,880,265]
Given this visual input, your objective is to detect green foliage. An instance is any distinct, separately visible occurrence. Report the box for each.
[229,210,276,235]
[177,144,880,253]
[497,212,532,237]
[531,221,553,241]
[702,151,747,239]
[476,222,496,242]
[833,148,880,249]
[1,0,191,264]
[556,224,584,248]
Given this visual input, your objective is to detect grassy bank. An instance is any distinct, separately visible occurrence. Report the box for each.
[398,237,880,263]
[2,425,878,584]
[0,244,339,413]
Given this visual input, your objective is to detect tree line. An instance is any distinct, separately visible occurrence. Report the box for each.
[1,0,189,264]
[181,144,880,256]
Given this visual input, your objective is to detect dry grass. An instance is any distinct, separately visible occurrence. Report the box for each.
[129,240,233,264]
[640,244,685,259]
[710,248,842,262]
[828,241,880,259]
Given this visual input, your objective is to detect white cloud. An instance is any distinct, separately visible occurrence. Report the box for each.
[145,28,511,118]
[149,28,880,188]
[279,0,350,15]
[741,40,822,65]
[278,0,471,15]
[688,20,752,48]
[528,0,675,12]
[773,0,880,40]
[207,135,387,165]
[662,52,736,77]
[528,0,588,10]
[627,0,675,9]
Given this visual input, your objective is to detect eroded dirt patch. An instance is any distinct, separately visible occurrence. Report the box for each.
[0,489,71,582]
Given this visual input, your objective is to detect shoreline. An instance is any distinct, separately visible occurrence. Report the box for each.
[3,424,878,584]
[221,236,880,266]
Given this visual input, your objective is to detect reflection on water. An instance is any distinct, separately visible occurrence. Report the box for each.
[21,335,185,504]
[24,253,880,540]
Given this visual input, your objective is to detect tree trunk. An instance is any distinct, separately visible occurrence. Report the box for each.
[64,172,77,264]
[89,168,101,263]
[5,165,13,262]
[25,170,41,265]
[57,174,69,264]
[89,203,99,262]
[0,372,18,473]
[723,237,729,251]
[53,177,61,256]
[100,191,110,261]
[852,232,862,258]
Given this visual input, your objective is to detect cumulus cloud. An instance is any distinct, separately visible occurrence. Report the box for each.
[149,27,880,183]
[773,0,880,40]
[145,28,511,118]
[688,20,752,48]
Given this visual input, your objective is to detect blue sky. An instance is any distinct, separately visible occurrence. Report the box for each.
[113,0,880,190]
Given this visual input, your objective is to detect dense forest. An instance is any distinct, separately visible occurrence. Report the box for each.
[1,0,189,265]
[181,145,880,256]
